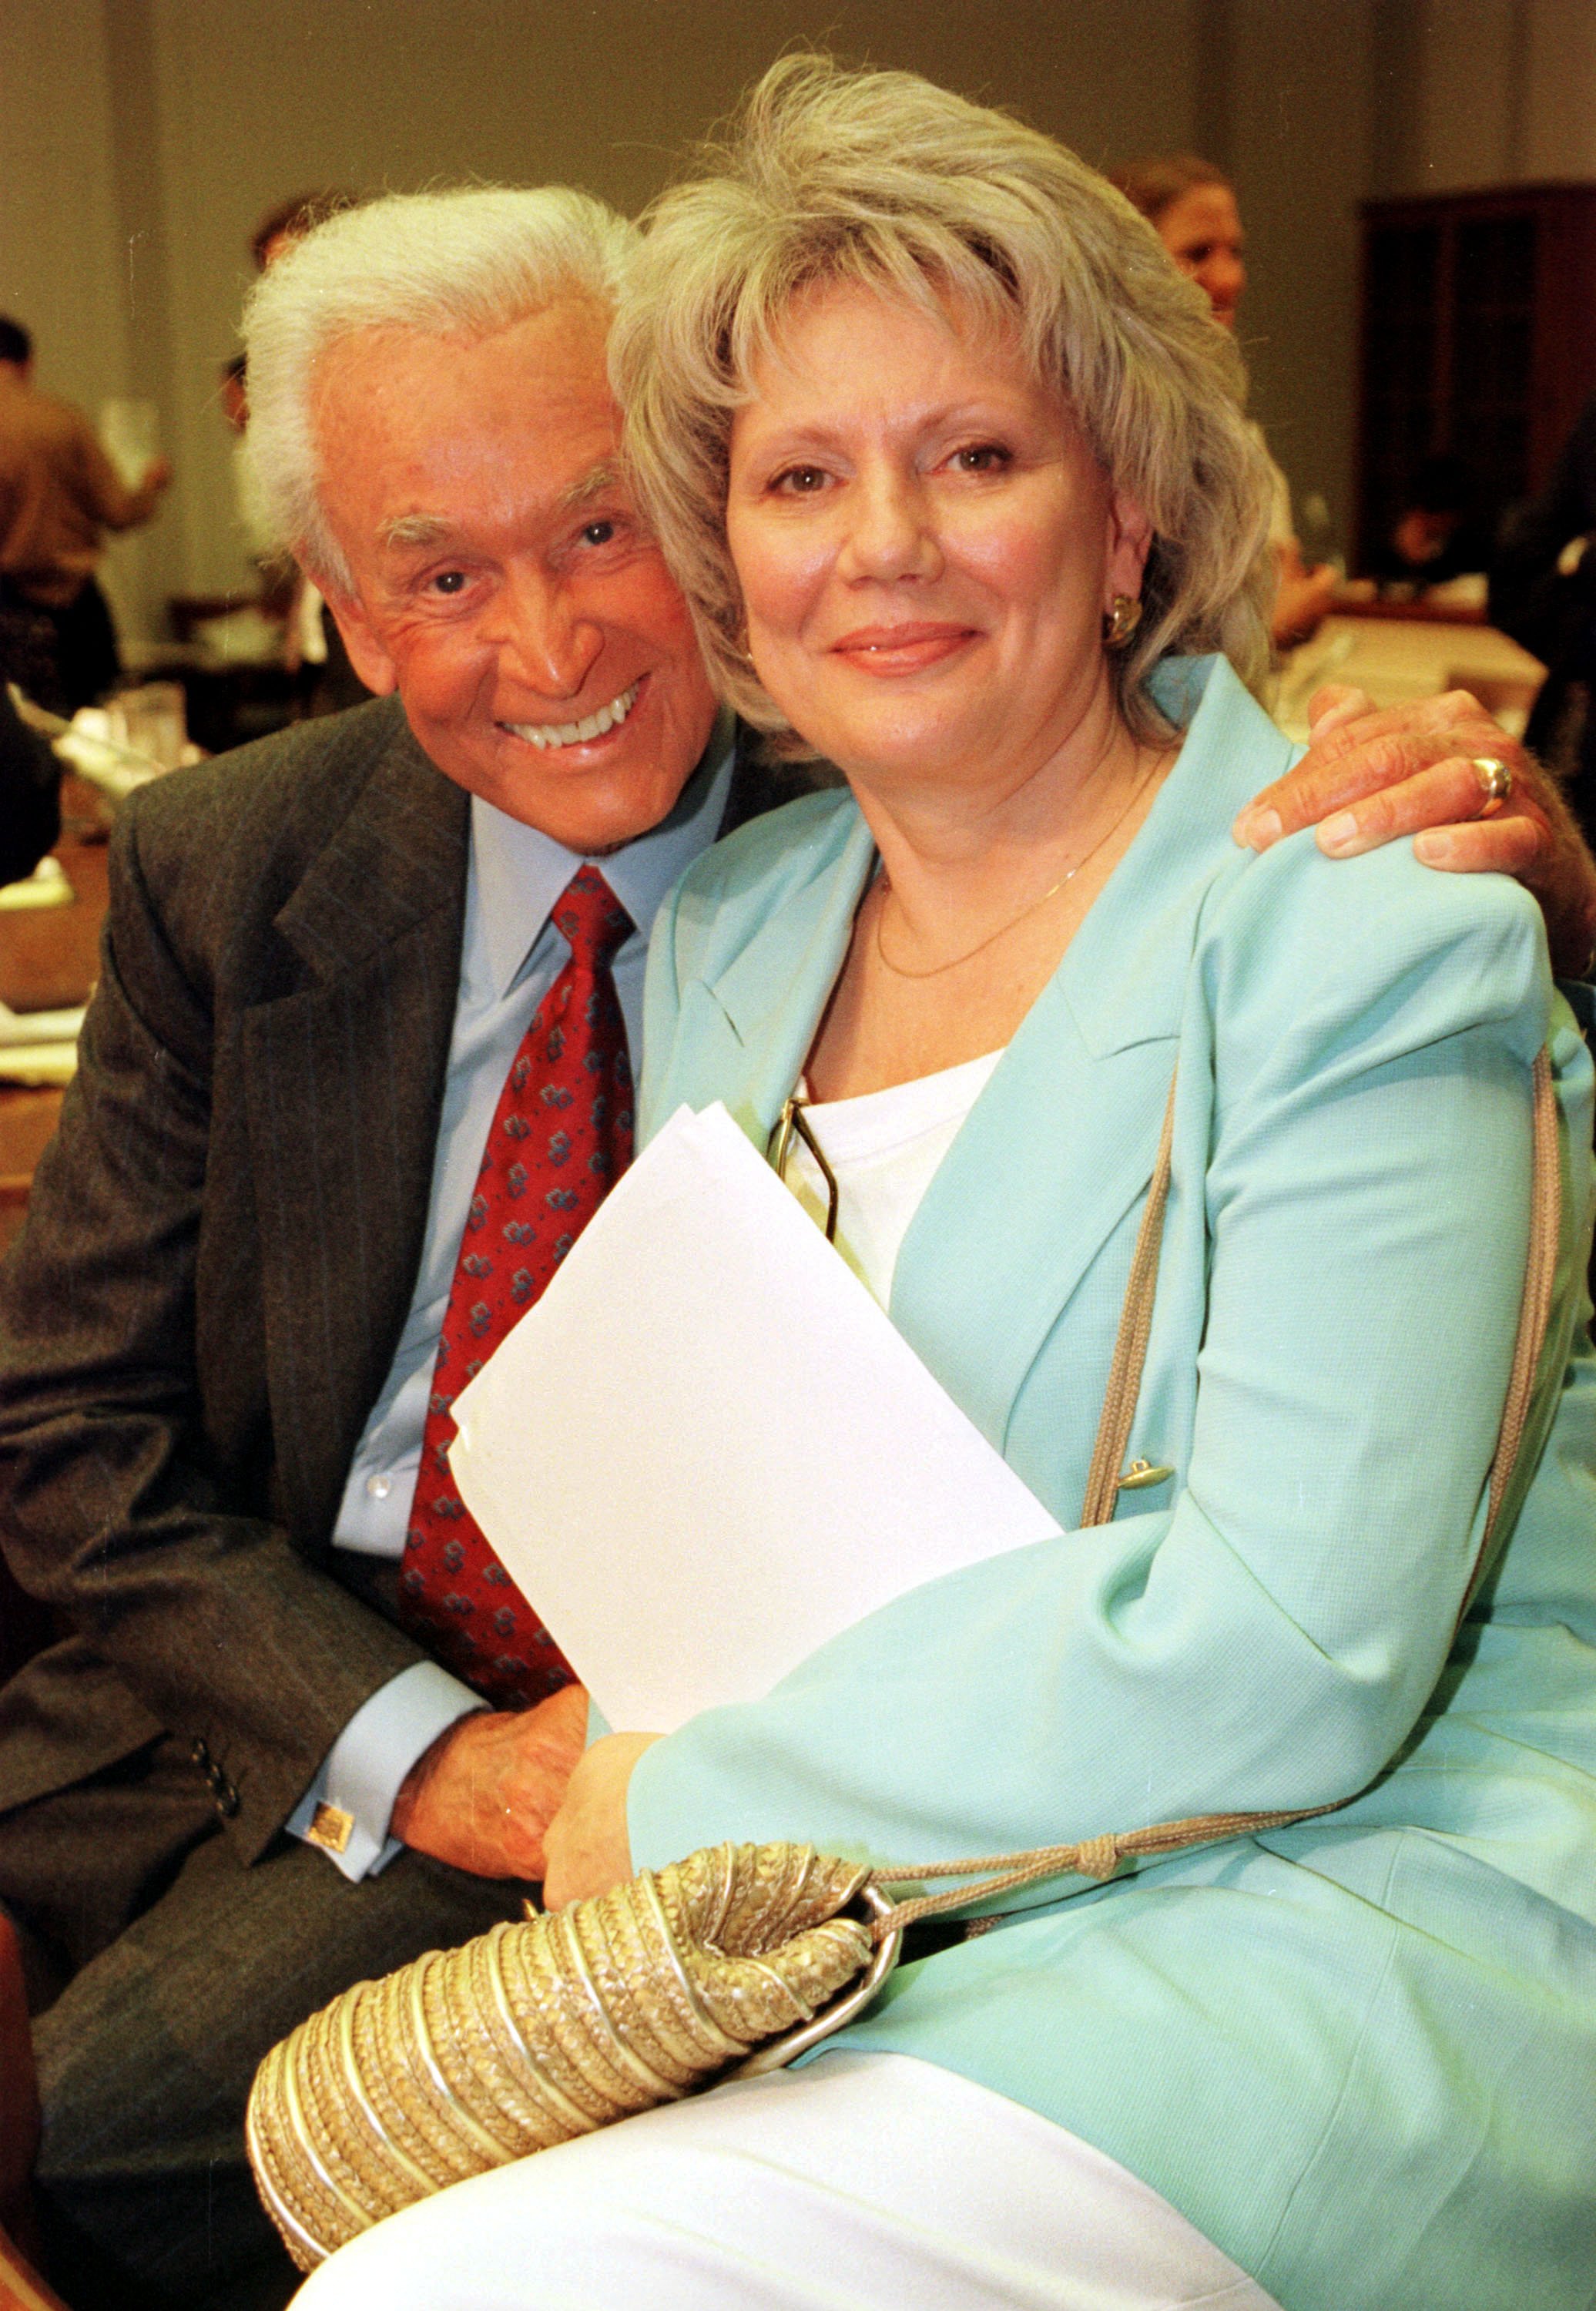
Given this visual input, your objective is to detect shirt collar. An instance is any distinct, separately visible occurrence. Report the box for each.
[468,709,736,1001]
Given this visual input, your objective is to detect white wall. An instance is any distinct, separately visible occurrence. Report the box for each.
[1396,0,1596,191]
[1213,0,1379,562]
[1521,0,1596,177]
[5,0,1595,637]
[136,0,1203,606]
[0,0,164,639]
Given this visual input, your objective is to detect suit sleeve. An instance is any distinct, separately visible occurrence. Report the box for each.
[0,801,428,1863]
[627,844,1564,1889]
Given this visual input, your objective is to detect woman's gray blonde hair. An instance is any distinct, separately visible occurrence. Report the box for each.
[241,186,637,592]
[610,57,1273,748]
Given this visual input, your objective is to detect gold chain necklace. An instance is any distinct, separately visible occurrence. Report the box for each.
[873,754,1165,983]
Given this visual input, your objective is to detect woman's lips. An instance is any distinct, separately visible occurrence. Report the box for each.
[828,624,977,676]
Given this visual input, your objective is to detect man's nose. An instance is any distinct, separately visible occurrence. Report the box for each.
[837,468,943,585]
[493,568,604,696]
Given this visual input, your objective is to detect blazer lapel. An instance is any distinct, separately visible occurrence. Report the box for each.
[670,659,1295,1474]
[892,658,1297,1454]
[889,993,1179,1457]
[244,716,470,1552]
[678,804,879,1150]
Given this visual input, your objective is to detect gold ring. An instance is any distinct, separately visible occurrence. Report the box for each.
[1472,756,1513,814]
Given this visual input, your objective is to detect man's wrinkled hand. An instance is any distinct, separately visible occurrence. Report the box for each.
[1232,684,1596,978]
[541,1730,660,1911]
[390,1681,590,1881]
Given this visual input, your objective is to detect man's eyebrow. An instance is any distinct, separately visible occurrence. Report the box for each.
[556,461,623,515]
[378,513,452,551]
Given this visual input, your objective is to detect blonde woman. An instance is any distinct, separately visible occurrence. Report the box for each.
[1113,151,1337,649]
[298,61,1596,2311]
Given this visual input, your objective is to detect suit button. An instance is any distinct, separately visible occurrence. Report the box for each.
[189,1737,210,1768]
[215,1779,240,1819]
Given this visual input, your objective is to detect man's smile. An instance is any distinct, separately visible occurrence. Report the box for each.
[501,679,641,750]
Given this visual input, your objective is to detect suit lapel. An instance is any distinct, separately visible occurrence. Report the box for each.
[244,714,470,1552]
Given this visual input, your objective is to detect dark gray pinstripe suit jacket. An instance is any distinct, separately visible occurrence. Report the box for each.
[0,693,816,1868]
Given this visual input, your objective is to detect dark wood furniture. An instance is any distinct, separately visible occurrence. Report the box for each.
[1356,182,1596,573]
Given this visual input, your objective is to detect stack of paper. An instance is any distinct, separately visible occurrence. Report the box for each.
[451,1102,1059,1731]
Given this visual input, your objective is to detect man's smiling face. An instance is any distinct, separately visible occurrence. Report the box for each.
[312,300,718,851]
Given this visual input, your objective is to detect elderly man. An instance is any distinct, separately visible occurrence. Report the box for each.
[0,186,1588,2311]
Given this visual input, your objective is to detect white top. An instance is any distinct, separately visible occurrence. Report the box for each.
[784,1048,1003,1302]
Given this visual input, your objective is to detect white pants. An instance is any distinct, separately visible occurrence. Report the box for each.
[293,2051,1281,2310]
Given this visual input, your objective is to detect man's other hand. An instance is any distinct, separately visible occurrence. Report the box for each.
[1233,685,1596,978]
[390,1680,590,1880]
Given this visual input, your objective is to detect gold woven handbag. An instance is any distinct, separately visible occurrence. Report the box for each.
[250,1052,1563,2275]
[248,1840,901,2272]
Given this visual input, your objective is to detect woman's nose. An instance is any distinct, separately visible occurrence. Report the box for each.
[837,470,942,584]
[495,569,604,696]
[1206,250,1246,313]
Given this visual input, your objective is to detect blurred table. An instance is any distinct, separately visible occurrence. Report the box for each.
[1275,612,1545,745]
[0,779,108,1255]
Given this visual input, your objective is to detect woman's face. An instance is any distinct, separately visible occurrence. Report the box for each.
[1156,184,1246,328]
[726,282,1150,800]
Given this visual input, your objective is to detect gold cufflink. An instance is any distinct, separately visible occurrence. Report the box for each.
[305,1802,354,1855]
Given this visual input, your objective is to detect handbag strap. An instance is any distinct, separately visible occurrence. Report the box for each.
[1078,1070,1182,1528]
[867,1045,1563,1938]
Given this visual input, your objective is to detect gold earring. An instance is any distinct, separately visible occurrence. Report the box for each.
[1103,594,1142,649]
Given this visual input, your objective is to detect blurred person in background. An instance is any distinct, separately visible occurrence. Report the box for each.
[0,315,170,713]
[1112,154,1338,652]
[1371,451,1490,596]
[1491,390,1596,851]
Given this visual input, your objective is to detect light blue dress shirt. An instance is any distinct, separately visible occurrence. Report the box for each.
[286,720,734,1880]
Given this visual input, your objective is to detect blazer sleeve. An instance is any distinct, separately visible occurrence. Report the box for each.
[0,797,427,1861]
[626,842,1567,1886]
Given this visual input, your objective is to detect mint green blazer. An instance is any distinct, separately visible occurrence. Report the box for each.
[631,658,1596,2310]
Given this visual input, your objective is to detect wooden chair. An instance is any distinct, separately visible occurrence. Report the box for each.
[0,1916,69,2311]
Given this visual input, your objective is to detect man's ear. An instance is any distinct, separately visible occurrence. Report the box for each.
[313,575,398,696]
[1105,488,1155,607]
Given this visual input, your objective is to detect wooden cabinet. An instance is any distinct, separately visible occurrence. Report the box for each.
[1356,183,1596,572]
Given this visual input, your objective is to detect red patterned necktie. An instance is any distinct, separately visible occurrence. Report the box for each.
[398,865,635,1707]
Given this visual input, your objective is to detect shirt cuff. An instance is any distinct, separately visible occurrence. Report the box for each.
[285,1662,486,1882]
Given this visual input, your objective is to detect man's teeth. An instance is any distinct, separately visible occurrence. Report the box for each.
[507,682,639,750]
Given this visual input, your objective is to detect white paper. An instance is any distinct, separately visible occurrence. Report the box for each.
[450,1101,1061,1731]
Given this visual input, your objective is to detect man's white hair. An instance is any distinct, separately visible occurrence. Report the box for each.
[240,186,638,592]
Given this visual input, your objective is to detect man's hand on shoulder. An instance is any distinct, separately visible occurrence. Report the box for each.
[390,1680,590,1880]
[1233,685,1596,979]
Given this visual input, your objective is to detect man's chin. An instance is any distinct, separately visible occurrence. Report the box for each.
[479,750,689,853]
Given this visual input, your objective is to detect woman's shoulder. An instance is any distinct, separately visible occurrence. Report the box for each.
[1202,811,1552,1075]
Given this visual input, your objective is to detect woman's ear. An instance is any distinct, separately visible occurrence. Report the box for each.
[1104,488,1155,609]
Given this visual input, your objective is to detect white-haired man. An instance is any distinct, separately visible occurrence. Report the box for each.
[0,185,1588,2311]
